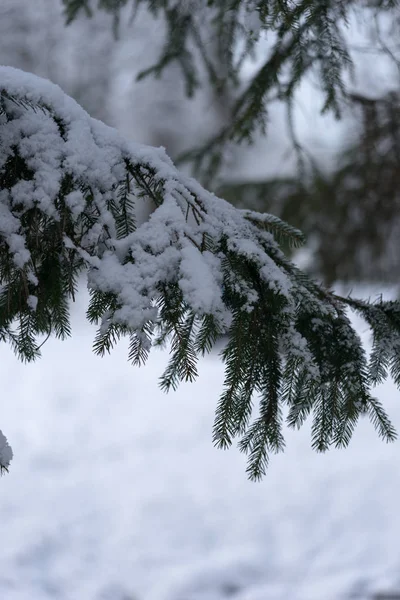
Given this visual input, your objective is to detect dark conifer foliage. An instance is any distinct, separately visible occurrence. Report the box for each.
[2,1,400,477]
[1,70,399,478]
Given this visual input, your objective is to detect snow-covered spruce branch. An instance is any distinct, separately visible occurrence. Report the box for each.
[0,67,398,480]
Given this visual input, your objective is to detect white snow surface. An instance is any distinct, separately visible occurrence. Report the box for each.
[0,288,400,600]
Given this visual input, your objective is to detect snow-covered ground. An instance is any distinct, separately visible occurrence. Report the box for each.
[0,288,400,600]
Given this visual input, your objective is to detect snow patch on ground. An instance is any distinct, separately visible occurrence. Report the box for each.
[0,289,399,600]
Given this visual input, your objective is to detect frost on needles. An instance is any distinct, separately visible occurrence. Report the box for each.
[0,67,399,480]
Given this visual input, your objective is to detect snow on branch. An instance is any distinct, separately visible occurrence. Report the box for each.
[0,67,398,479]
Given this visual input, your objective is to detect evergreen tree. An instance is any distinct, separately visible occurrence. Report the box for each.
[0,66,399,480]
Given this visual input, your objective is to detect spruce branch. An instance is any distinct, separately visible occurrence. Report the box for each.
[1,67,400,480]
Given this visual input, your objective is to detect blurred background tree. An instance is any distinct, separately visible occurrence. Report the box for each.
[3,0,400,285]
[62,0,400,284]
